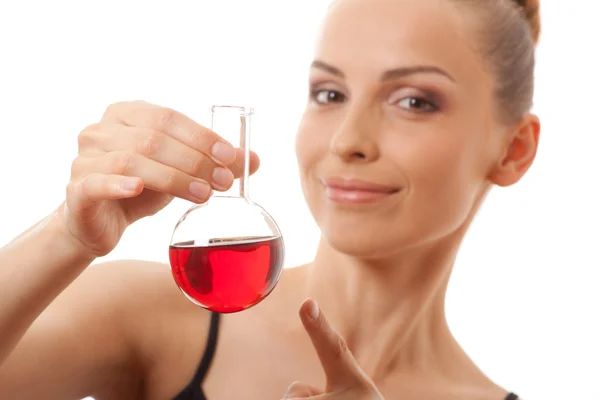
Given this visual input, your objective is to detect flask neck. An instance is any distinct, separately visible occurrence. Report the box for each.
[210,105,253,200]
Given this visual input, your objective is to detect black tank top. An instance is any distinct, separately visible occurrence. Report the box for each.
[173,312,520,400]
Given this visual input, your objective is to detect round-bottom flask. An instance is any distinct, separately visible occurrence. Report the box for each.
[169,106,284,313]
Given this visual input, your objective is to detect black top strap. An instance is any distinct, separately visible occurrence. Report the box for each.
[505,393,519,400]
[192,311,221,387]
[173,312,221,400]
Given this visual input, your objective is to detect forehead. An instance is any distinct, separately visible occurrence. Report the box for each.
[315,0,484,83]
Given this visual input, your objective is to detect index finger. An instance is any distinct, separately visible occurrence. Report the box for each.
[299,298,369,390]
[101,101,237,166]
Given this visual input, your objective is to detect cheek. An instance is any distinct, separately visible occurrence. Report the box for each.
[394,131,483,235]
[294,114,329,209]
[294,113,330,176]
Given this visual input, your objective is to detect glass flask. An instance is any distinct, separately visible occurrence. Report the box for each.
[169,105,285,313]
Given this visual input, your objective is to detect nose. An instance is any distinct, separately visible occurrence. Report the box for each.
[329,107,380,163]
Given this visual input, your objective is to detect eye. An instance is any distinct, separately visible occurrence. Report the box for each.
[310,89,346,105]
[394,96,438,113]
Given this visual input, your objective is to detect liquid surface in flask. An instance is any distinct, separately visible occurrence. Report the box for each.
[169,236,284,313]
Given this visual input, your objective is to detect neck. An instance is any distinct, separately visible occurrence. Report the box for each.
[304,231,474,382]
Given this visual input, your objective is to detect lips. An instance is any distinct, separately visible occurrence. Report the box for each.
[321,177,401,204]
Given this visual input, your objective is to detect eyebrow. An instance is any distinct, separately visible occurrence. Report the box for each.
[310,60,456,83]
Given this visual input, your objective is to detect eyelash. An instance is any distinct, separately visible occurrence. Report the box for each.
[309,88,439,113]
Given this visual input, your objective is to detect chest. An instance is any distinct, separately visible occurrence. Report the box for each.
[201,324,326,400]
[142,315,323,400]
[141,315,505,400]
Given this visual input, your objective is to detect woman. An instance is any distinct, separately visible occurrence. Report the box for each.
[0,0,540,398]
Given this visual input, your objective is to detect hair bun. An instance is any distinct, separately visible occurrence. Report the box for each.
[514,0,541,44]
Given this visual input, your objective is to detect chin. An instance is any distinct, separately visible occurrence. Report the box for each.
[320,219,410,261]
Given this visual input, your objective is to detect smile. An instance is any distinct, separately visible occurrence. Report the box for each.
[321,177,402,204]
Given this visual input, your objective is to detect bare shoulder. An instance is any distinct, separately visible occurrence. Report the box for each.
[81,258,193,314]
[82,259,214,397]
[88,257,212,334]
[57,259,213,398]
[60,258,207,333]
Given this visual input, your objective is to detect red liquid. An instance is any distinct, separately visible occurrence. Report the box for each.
[169,236,284,313]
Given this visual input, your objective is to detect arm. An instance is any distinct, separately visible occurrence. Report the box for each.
[0,209,95,365]
[0,211,143,399]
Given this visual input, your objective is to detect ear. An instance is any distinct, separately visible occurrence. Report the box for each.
[488,113,541,187]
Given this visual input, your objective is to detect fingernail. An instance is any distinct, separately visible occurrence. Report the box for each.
[189,181,211,200]
[211,141,236,165]
[308,299,319,320]
[212,167,234,188]
[283,382,299,399]
[120,177,139,193]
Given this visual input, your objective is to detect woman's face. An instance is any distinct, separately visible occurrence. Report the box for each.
[295,0,514,258]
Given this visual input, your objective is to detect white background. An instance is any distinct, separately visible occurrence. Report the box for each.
[0,1,598,399]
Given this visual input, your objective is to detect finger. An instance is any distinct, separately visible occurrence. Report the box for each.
[229,148,261,179]
[299,298,368,389]
[82,124,234,191]
[282,381,323,399]
[100,101,238,166]
[91,103,261,176]
[73,152,213,204]
[66,174,143,214]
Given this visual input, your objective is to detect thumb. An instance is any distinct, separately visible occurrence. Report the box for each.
[299,298,370,390]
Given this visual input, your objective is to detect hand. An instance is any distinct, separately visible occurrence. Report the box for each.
[282,299,384,400]
[60,100,260,257]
